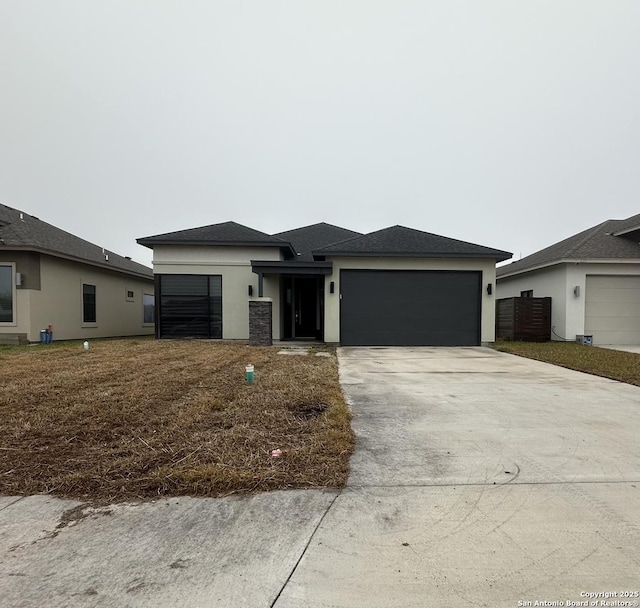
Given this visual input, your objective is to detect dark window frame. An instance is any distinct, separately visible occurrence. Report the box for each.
[0,264,14,324]
[156,274,222,339]
[83,283,97,323]
[143,293,155,325]
[520,290,534,298]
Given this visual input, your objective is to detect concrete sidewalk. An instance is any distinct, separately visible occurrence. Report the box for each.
[0,491,337,607]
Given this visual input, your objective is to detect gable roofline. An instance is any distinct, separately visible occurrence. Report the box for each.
[138,220,512,262]
[497,214,640,278]
[273,222,363,261]
[137,220,296,257]
[313,224,512,261]
[0,203,152,279]
[562,220,609,257]
[275,221,361,234]
[497,220,607,275]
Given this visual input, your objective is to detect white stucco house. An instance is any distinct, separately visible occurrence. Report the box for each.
[137,221,511,346]
[496,213,640,345]
[0,203,155,344]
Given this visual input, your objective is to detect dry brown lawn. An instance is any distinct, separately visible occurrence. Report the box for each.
[0,339,354,503]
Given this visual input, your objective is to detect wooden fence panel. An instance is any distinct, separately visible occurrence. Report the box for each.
[496,297,551,341]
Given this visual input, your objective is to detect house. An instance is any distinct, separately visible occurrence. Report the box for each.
[137,221,511,346]
[0,203,155,344]
[496,213,640,345]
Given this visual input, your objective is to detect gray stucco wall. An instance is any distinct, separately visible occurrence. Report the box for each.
[497,261,640,342]
[26,255,154,341]
[496,265,568,340]
[0,251,41,290]
[152,245,282,340]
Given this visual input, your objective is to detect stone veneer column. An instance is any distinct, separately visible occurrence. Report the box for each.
[249,298,273,346]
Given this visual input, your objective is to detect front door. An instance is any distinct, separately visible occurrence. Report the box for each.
[294,277,320,338]
[283,276,323,340]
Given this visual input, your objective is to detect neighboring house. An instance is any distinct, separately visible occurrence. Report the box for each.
[496,213,640,345]
[137,221,511,346]
[0,203,155,344]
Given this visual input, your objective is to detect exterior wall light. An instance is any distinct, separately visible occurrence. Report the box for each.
[486,283,492,295]
[248,285,253,297]
[574,285,580,297]
[330,281,335,294]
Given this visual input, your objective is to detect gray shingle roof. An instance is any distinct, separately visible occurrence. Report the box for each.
[497,213,640,278]
[313,225,512,260]
[0,203,153,279]
[137,221,295,256]
[273,223,363,262]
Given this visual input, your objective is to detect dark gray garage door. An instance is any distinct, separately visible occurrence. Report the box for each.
[340,270,481,346]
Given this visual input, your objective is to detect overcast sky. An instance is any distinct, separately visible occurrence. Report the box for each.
[1,1,639,268]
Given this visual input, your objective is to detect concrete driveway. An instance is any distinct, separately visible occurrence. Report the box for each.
[275,347,640,607]
[597,344,640,354]
[2,347,639,607]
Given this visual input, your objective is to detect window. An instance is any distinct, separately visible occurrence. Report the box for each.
[520,290,533,298]
[143,293,155,324]
[83,284,96,323]
[158,274,222,338]
[0,265,13,323]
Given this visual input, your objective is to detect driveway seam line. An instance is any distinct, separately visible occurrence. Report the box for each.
[270,490,342,608]
[0,496,25,512]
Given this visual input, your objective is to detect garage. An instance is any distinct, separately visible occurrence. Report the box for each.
[340,269,482,346]
[585,275,640,345]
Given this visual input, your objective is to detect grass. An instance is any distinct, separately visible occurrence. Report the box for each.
[0,339,354,503]
[493,341,640,386]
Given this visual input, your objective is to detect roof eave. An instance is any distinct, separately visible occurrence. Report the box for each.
[251,260,332,267]
[0,245,153,281]
[497,257,640,280]
[137,238,287,247]
[313,250,512,262]
[137,238,296,257]
[497,260,562,279]
[251,260,333,275]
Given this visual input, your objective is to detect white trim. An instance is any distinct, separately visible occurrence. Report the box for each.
[498,258,640,280]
